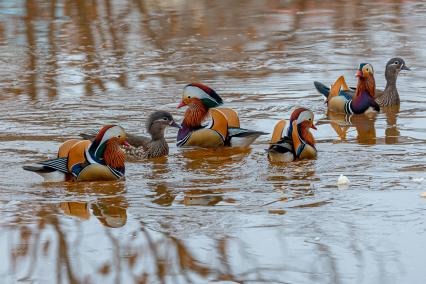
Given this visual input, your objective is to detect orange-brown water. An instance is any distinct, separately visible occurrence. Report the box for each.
[1,0,426,283]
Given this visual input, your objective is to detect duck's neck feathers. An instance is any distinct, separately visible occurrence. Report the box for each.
[103,138,125,170]
[382,73,400,106]
[182,100,209,128]
[355,76,375,99]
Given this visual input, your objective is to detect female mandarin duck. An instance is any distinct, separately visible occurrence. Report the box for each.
[314,58,409,107]
[267,108,317,162]
[316,63,380,114]
[81,111,180,159]
[23,125,128,182]
[176,83,267,148]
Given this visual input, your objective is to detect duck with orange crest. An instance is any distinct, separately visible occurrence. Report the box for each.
[316,63,380,114]
[176,83,267,148]
[23,125,128,182]
[267,108,317,162]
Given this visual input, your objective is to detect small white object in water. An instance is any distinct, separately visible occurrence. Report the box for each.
[337,174,350,185]
[412,177,424,183]
[420,192,426,198]
[174,192,185,202]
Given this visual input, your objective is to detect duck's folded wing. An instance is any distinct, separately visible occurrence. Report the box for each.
[328,76,350,101]
[270,120,287,144]
[215,107,240,128]
[126,133,150,149]
[209,108,229,139]
[373,89,385,101]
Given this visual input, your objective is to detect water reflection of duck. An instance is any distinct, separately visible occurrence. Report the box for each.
[181,147,251,171]
[383,105,400,144]
[323,111,377,145]
[176,83,267,148]
[60,197,128,228]
[315,58,410,107]
[59,181,128,228]
[315,63,380,115]
[267,108,317,162]
[23,125,128,181]
[81,111,180,159]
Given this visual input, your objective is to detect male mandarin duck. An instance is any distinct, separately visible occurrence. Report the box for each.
[23,125,128,182]
[267,108,317,162]
[81,111,180,159]
[315,63,380,114]
[314,58,409,107]
[177,83,267,148]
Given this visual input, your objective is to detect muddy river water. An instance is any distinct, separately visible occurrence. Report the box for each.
[0,0,426,283]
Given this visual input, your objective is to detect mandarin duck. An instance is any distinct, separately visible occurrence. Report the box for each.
[315,63,380,114]
[314,58,409,107]
[177,83,267,148]
[23,125,128,182]
[81,111,180,159]
[267,108,317,162]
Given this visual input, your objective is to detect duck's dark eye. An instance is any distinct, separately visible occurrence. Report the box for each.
[118,135,121,138]
[366,68,369,72]
[187,96,191,98]
[394,61,399,65]
[163,117,168,120]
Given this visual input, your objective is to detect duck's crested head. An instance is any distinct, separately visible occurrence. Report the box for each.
[386,57,410,71]
[90,125,127,169]
[146,110,180,140]
[356,63,374,79]
[355,63,376,97]
[177,83,223,109]
[290,107,317,130]
[385,57,410,82]
[95,125,128,146]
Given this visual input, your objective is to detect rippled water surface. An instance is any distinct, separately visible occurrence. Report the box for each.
[1,0,426,283]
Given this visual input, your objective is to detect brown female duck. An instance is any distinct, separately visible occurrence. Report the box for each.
[81,111,180,159]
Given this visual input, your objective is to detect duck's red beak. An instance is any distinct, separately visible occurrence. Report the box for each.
[177,101,186,108]
[311,124,317,130]
[123,141,130,147]
[355,70,363,78]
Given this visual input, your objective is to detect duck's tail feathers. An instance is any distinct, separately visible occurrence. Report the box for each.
[228,128,268,147]
[23,158,69,182]
[38,157,69,173]
[314,81,330,98]
[23,164,57,173]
